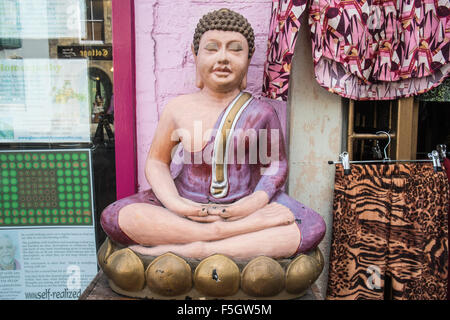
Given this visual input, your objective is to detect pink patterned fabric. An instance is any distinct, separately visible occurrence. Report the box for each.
[263,0,309,101]
[310,0,450,100]
[263,0,450,101]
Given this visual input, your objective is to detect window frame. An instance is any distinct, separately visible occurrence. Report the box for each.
[111,0,137,199]
[80,0,105,45]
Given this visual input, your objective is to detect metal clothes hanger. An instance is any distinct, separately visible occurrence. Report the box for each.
[437,144,447,160]
[328,131,443,174]
[376,131,390,161]
[371,140,383,160]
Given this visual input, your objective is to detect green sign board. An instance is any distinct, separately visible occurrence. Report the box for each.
[0,149,94,227]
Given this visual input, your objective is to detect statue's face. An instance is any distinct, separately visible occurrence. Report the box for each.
[0,236,15,267]
[195,30,250,93]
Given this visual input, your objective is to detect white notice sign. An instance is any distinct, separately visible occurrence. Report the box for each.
[0,229,98,300]
[0,0,86,40]
[0,59,90,142]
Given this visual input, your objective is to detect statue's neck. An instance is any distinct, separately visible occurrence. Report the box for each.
[200,87,242,105]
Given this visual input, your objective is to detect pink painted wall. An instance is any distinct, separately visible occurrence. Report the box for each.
[134,0,273,190]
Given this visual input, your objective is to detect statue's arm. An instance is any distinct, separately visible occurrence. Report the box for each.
[145,101,204,218]
[253,107,288,200]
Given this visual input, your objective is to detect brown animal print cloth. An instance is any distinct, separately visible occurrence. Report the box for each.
[326,163,449,300]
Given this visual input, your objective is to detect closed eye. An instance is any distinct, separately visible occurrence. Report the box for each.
[228,42,243,51]
[204,43,219,51]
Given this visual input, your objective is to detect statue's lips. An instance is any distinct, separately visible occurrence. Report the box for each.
[212,68,231,77]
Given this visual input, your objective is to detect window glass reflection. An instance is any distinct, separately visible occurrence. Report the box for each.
[0,0,115,250]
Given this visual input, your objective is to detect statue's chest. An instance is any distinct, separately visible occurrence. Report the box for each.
[176,110,224,153]
[176,103,265,156]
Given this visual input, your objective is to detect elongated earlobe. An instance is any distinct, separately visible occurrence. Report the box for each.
[239,74,247,90]
[240,59,251,90]
[192,44,204,89]
[196,67,204,89]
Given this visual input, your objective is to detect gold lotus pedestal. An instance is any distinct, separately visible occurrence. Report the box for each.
[94,238,324,300]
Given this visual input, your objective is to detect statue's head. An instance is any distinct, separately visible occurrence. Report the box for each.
[193,8,255,59]
[192,8,255,91]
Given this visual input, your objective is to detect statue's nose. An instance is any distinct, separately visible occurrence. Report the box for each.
[217,48,229,64]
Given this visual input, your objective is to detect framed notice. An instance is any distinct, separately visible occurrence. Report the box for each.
[0,59,90,143]
[0,149,97,300]
[0,0,86,40]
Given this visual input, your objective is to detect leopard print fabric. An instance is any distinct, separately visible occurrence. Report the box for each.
[326,163,449,300]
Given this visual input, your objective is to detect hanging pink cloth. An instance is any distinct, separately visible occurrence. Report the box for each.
[309,0,450,100]
[263,0,450,101]
[262,0,310,101]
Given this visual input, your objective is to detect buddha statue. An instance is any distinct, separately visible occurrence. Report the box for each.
[98,8,326,299]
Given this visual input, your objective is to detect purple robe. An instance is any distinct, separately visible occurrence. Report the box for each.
[101,94,326,254]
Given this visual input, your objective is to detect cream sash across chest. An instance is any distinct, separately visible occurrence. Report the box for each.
[210,91,253,198]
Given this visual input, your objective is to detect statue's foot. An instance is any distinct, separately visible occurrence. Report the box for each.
[251,202,295,228]
[129,241,203,258]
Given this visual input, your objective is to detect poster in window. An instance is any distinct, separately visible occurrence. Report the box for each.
[0,149,98,300]
[0,59,90,143]
[0,0,86,40]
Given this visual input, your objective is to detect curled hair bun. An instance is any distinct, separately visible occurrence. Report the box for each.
[193,8,255,58]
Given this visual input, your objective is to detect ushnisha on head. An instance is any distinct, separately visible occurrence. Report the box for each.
[193,8,255,58]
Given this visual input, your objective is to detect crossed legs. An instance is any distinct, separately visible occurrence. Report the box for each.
[117,202,301,259]
[130,223,301,260]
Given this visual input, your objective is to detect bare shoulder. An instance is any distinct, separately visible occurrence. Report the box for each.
[163,93,199,119]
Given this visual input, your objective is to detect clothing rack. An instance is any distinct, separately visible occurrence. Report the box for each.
[328,150,443,175]
[328,132,445,175]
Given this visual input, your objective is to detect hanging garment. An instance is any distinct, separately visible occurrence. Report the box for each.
[327,163,449,300]
[309,0,450,100]
[262,0,309,101]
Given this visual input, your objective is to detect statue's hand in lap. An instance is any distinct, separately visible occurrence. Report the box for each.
[180,198,224,223]
[206,190,269,221]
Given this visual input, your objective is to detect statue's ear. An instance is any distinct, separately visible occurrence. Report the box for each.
[239,56,252,90]
[239,74,247,90]
[250,47,255,58]
[192,44,204,89]
[191,44,197,61]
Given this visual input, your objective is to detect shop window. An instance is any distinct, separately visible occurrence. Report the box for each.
[0,1,115,296]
